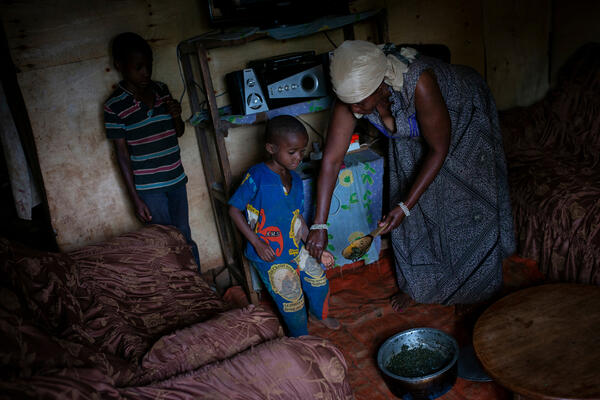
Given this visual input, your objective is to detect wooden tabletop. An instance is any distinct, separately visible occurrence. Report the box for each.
[473,284,600,400]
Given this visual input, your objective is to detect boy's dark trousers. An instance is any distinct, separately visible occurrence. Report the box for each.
[251,259,330,337]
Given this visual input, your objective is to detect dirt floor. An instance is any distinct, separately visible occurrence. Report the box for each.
[226,252,544,399]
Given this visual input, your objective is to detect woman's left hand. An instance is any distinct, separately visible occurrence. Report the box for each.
[377,70,451,236]
[378,205,407,235]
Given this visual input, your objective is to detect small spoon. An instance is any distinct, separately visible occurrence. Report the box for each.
[342,223,388,261]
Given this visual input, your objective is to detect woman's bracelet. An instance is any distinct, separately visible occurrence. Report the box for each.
[310,224,328,231]
[398,202,411,217]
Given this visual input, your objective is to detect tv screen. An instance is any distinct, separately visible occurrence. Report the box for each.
[207,0,351,29]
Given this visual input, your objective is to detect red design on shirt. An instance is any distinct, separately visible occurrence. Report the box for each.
[256,209,283,257]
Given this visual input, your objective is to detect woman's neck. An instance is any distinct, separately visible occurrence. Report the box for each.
[376,86,396,133]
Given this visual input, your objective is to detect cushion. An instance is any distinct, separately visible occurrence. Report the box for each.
[139,305,283,382]
[69,225,227,361]
[0,239,89,335]
[0,368,121,399]
[122,336,353,400]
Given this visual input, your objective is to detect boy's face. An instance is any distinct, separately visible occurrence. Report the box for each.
[267,131,308,171]
[117,51,153,91]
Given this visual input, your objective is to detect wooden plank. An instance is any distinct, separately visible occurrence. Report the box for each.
[220,97,332,126]
[188,33,269,51]
[1,0,209,72]
[14,59,142,249]
[212,201,236,266]
[183,42,252,294]
[181,50,236,274]
[483,0,551,109]
[196,43,233,191]
[386,0,485,76]
[377,8,389,43]
[210,186,227,203]
[550,0,600,85]
[343,24,355,41]
[181,51,217,187]
[242,257,260,305]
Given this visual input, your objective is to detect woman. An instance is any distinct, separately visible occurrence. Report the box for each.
[306,40,515,309]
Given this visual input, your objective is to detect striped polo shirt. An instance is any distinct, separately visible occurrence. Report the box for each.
[104,81,187,192]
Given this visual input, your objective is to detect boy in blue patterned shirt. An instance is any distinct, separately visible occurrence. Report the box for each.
[228,115,339,336]
[104,32,200,271]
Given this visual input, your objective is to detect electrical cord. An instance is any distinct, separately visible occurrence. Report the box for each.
[323,31,337,49]
[176,42,228,119]
[176,42,187,104]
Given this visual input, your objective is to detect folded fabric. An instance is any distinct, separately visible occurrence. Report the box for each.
[140,305,283,381]
[124,336,353,400]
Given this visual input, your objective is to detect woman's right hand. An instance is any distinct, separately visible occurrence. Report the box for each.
[306,228,328,261]
[254,239,276,262]
[306,101,354,261]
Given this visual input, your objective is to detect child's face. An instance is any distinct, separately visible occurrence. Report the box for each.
[118,51,153,90]
[268,131,308,171]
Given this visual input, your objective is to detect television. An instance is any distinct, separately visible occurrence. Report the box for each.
[206,0,351,29]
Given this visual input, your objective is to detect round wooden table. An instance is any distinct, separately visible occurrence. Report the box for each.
[473,283,600,400]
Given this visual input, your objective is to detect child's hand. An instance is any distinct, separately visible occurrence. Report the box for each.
[134,197,152,223]
[255,240,276,262]
[320,250,335,269]
[165,97,182,118]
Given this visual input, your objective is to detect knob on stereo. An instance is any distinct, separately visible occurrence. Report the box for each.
[247,93,264,110]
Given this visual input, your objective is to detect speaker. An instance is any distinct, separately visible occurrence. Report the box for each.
[225,68,269,116]
[266,64,327,100]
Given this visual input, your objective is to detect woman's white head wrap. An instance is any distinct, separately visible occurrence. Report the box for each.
[330,40,416,104]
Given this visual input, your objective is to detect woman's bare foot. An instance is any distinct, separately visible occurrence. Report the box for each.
[390,292,417,312]
[309,314,341,330]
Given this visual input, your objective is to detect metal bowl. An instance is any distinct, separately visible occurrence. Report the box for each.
[377,328,459,399]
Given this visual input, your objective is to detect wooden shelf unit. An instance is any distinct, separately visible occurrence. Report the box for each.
[178,11,388,304]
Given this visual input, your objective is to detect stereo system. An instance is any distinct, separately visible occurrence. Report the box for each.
[226,51,331,116]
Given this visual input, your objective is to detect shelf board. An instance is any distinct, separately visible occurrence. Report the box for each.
[220,96,332,127]
[180,10,382,51]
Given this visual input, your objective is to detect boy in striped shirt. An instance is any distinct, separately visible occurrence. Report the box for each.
[104,32,200,271]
